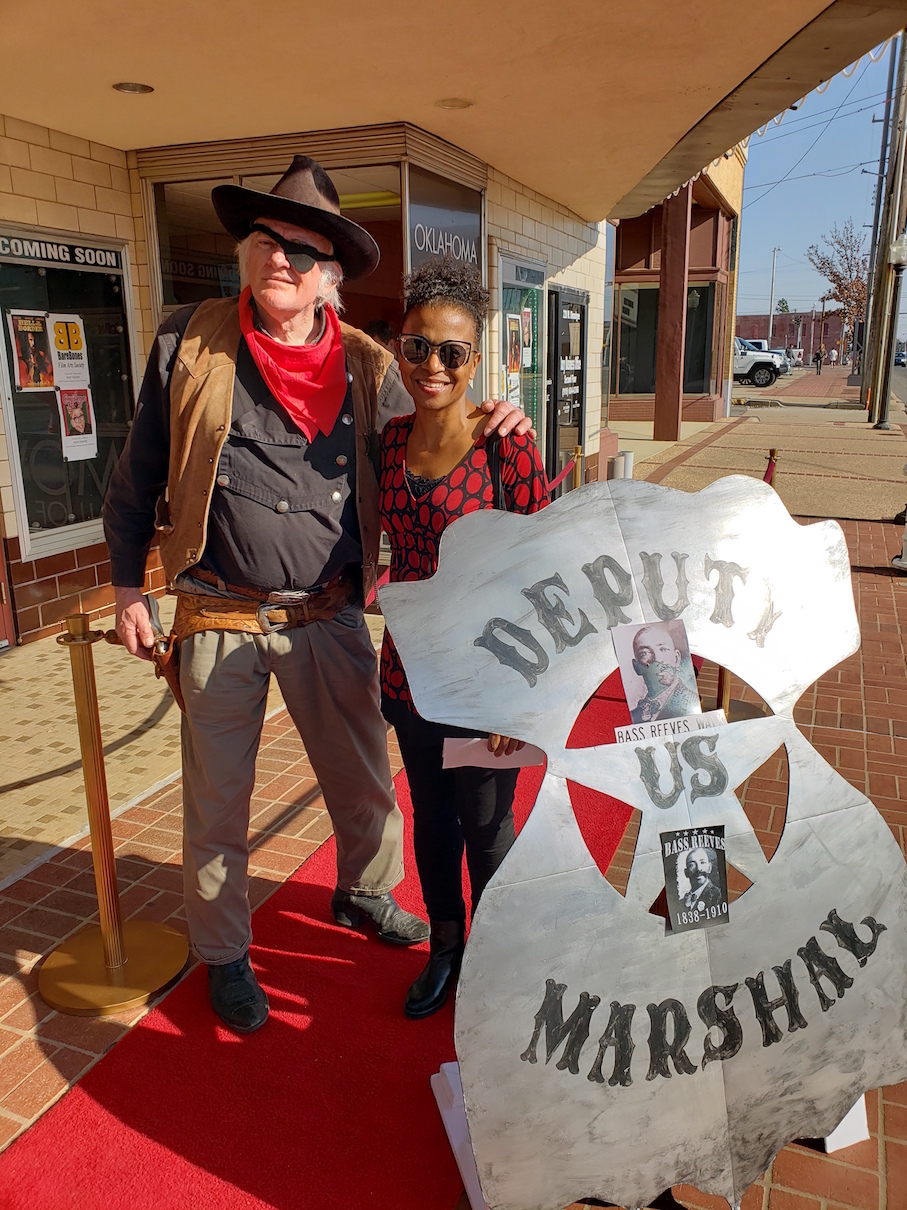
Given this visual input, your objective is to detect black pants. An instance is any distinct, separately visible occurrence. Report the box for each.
[386,702,519,923]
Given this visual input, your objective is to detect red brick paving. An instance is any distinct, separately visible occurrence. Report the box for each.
[0,523,905,1209]
[774,367,862,402]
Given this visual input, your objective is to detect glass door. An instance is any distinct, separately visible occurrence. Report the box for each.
[546,287,588,491]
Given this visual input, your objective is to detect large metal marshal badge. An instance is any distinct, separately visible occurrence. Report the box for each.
[379,477,907,1210]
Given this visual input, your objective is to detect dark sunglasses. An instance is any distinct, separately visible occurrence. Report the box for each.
[396,334,474,370]
[250,223,336,274]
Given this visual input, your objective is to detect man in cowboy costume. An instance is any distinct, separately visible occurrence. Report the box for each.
[104,156,530,1032]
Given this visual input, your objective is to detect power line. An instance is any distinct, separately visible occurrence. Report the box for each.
[743,160,875,189]
[755,95,891,143]
[756,88,890,130]
[745,61,872,209]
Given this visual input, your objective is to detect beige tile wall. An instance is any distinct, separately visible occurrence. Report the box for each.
[0,114,150,543]
[486,168,608,457]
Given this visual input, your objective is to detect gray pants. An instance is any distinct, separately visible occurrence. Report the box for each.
[179,606,404,964]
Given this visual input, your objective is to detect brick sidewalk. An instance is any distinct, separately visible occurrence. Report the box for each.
[775,367,861,402]
[0,522,904,1209]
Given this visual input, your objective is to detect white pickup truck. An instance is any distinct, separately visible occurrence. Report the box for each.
[733,338,785,388]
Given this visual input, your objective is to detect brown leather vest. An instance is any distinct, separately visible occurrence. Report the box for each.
[160,296,387,601]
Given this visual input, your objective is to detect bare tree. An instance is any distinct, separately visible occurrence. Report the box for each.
[806,219,868,343]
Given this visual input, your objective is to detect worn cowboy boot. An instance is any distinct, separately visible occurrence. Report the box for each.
[404,920,465,1019]
[331,887,429,945]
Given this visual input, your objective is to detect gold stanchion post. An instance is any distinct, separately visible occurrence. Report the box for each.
[572,446,583,491]
[38,614,188,1015]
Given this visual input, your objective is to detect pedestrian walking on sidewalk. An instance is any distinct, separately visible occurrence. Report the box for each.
[814,344,826,375]
[829,347,838,366]
[379,258,549,1019]
[103,157,531,1034]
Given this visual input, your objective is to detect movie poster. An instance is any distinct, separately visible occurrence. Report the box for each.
[7,311,54,391]
[47,313,89,389]
[612,619,702,725]
[56,387,97,461]
[661,825,730,932]
[507,314,521,374]
[521,307,532,368]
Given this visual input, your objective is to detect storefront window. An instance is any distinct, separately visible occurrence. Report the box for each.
[154,179,239,308]
[684,283,716,395]
[612,282,717,396]
[0,233,136,546]
[153,167,404,335]
[613,284,658,394]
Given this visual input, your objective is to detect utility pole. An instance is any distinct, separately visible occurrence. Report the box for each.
[866,30,907,421]
[861,33,899,383]
[767,246,781,344]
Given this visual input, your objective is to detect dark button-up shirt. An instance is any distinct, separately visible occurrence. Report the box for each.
[192,340,361,592]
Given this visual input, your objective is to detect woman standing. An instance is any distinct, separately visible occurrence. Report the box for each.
[380,257,548,1018]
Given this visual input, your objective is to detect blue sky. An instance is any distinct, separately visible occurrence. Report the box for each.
[737,39,899,334]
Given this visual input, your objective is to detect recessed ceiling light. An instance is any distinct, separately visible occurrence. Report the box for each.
[113,82,154,94]
[435,97,474,110]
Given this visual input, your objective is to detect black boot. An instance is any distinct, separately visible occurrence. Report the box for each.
[404,920,465,1019]
[331,888,429,945]
[207,950,269,1033]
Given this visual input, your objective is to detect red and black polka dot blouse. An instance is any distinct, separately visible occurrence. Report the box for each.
[379,414,549,712]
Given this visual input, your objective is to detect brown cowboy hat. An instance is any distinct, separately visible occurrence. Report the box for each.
[211,156,379,281]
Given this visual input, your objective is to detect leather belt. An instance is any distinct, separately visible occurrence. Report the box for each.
[173,570,358,639]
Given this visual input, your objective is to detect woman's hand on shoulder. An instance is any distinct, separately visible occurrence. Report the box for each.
[480,398,536,440]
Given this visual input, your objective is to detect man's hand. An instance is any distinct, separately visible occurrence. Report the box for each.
[487,734,525,758]
[114,587,155,661]
[480,398,536,440]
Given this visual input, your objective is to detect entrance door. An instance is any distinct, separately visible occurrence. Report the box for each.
[546,288,588,492]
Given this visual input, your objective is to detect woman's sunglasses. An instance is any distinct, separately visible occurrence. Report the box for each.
[396,334,474,371]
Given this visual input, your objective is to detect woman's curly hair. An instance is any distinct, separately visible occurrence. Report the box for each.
[402,255,489,340]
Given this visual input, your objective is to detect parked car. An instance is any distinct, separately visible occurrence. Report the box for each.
[769,348,792,374]
[895,350,906,367]
[733,337,782,388]
[746,339,770,352]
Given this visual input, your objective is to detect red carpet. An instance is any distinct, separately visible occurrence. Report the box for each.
[0,675,632,1210]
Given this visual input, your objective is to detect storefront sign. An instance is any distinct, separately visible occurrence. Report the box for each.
[380,477,907,1210]
[408,165,482,272]
[0,233,120,269]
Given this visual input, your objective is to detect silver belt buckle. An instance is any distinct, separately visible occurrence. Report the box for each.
[257,589,312,634]
[266,589,312,605]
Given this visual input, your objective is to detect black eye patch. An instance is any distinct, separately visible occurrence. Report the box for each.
[251,223,336,274]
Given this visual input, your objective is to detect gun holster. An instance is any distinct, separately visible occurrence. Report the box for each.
[152,633,185,714]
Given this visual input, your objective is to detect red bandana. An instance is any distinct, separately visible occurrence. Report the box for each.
[238,286,347,442]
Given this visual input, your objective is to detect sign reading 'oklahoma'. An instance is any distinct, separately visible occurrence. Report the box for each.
[380,478,907,1210]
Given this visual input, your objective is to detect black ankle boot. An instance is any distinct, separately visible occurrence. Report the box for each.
[404,920,465,1019]
[207,950,269,1033]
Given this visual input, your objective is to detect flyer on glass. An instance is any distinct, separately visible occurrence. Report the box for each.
[48,314,90,388]
[57,387,98,461]
[521,307,532,368]
[661,825,730,933]
[6,311,54,391]
[507,314,521,374]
